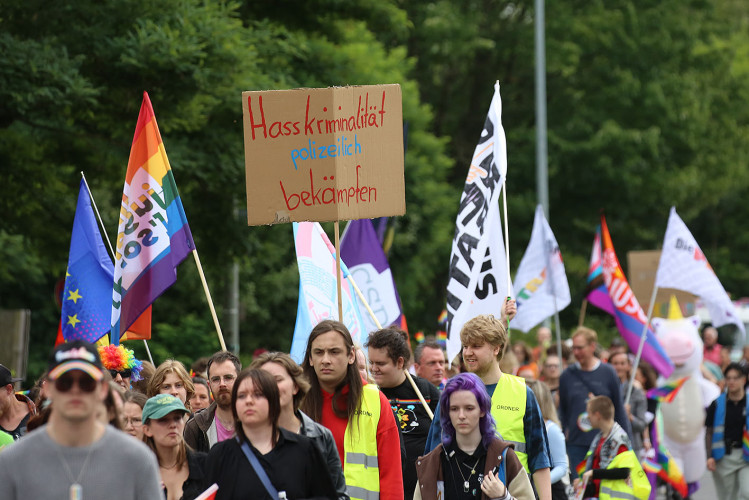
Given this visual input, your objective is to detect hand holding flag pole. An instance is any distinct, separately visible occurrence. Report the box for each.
[80,172,155,365]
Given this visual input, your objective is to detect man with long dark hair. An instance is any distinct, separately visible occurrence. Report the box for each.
[301,320,403,500]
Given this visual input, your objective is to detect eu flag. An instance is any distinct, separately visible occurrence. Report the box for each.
[61,180,115,343]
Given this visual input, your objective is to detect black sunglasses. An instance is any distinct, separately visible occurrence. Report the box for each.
[55,372,98,393]
[109,368,132,379]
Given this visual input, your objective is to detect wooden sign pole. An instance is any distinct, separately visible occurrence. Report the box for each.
[334,221,344,320]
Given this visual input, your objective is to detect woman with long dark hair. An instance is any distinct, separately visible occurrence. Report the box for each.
[415,373,534,500]
[205,369,337,499]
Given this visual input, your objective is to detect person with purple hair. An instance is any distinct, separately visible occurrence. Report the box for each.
[414,373,534,500]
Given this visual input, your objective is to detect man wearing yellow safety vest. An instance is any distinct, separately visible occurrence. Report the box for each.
[424,302,553,500]
[302,320,403,500]
[576,396,650,500]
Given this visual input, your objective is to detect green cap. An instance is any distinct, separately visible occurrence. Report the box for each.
[142,394,189,423]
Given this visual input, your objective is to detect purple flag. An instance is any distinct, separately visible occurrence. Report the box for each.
[341,219,404,334]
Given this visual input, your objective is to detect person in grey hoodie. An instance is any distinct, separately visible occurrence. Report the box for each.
[252,352,349,500]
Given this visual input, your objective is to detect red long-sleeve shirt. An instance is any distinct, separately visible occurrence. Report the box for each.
[321,383,404,500]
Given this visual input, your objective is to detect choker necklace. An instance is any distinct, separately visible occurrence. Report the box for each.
[56,439,96,500]
[455,454,481,493]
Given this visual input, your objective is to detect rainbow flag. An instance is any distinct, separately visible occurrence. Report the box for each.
[414,331,425,343]
[646,377,688,403]
[111,92,195,344]
[584,226,616,316]
[599,216,674,377]
[642,408,687,497]
[575,456,588,477]
[437,309,448,325]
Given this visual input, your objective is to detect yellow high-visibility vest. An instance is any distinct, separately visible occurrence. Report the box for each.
[490,373,529,471]
[343,384,382,500]
[599,450,651,500]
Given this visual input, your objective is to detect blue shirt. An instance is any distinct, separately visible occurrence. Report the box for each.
[424,382,552,474]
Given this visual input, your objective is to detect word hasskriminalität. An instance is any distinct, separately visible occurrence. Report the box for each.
[246,92,388,140]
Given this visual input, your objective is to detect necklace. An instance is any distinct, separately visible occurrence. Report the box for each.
[55,440,96,500]
[455,454,481,493]
[160,461,179,470]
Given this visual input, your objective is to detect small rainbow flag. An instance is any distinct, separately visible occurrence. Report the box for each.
[576,455,589,477]
[414,331,425,343]
[437,309,448,325]
[646,377,688,403]
[643,408,687,497]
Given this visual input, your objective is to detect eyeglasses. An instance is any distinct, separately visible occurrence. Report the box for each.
[210,374,236,384]
[54,372,98,393]
[571,344,589,351]
[544,364,560,369]
[726,375,745,382]
[109,368,132,379]
[122,416,142,426]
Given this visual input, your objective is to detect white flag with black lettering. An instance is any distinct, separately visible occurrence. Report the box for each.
[655,207,745,337]
[445,82,512,362]
[511,205,570,332]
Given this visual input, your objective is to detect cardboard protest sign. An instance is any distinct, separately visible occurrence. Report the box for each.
[242,85,405,225]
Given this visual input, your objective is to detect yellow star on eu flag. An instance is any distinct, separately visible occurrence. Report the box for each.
[67,289,83,304]
[67,314,81,327]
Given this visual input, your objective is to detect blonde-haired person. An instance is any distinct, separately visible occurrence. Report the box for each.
[142,394,207,500]
[354,345,375,384]
[527,380,569,500]
[148,360,195,412]
[250,352,348,500]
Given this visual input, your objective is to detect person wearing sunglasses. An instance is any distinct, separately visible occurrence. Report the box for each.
[0,340,162,499]
[98,344,144,391]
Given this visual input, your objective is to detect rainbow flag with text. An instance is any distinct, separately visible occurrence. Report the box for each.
[111,92,195,343]
[600,216,673,377]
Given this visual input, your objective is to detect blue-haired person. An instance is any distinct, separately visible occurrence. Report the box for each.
[414,373,534,500]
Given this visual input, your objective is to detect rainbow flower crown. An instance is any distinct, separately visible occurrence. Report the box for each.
[98,345,143,382]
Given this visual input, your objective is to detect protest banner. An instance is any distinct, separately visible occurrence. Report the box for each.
[241,85,405,225]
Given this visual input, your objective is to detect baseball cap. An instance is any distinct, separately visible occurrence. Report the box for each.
[0,365,22,387]
[142,394,189,423]
[48,340,104,381]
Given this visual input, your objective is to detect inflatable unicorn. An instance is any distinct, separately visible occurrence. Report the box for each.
[651,297,720,492]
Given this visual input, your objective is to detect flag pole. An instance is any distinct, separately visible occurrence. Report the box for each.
[347,274,434,419]
[80,172,155,365]
[542,215,564,363]
[334,221,344,320]
[191,250,227,351]
[578,299,588,327]
[501,181,512,297]
[624,283,659,406]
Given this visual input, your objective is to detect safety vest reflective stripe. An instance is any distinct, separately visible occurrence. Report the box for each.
[346,452,379,468]
[347,486,380,500]
[490,374,529,471]
[599,486,639,500]
[343,384,382,500]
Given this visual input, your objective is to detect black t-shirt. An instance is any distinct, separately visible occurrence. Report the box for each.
[440,442,489,500]
[380,375,440,500]
[707,395,747,444]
